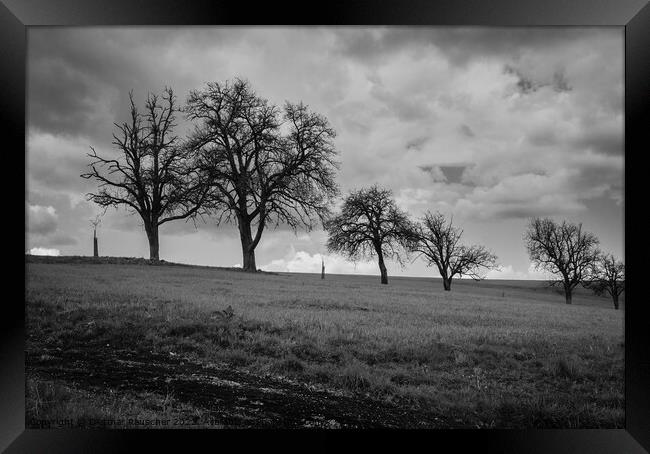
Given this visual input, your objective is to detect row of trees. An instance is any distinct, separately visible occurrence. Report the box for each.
[524,218,625,308]
[82,79,623,308]
[324,186,497,289]
[323,185,624,309]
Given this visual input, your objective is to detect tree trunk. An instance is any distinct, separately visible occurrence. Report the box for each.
[145,223,160,262]
[242,247,256,272]
[93,230,98,258]
[239,219,257,272]
[443,276,452,291]
[377,252,388,285]
[612,293,619,310]
[564,283,572,304]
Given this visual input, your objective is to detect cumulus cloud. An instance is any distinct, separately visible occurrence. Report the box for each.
[334,27,620,69]
[25,26,624,277]
[261,250,378,275]
[28,247,60,256]
[486,263,553,281]
[27,131,100,196]
[28,204,58,235]
[26,191,95,252]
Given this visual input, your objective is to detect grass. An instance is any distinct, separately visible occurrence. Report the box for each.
[26,378,219,429]
[25,256,624,428]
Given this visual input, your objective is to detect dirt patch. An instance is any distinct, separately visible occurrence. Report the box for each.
[26,345,451,429]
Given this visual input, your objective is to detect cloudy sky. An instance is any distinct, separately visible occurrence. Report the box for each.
[26,26,624,279]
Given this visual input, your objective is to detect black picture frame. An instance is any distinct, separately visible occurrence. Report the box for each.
[3,0,648,452]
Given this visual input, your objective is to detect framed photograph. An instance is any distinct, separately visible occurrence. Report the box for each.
[4,0,649,452]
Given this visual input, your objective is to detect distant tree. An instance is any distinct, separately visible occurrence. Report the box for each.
[324,185,413,285]
[583,254,625,309]
[81,88,210,261]
[185,78,339,272]
[408,211,498,291]
[524,217,600,304]
[90,215,102,258]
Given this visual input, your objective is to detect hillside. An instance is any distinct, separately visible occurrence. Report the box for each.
[25,257,624,428]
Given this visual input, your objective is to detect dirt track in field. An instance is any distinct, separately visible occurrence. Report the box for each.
[26,345,452,429]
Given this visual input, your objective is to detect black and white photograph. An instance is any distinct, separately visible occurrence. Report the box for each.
[25,25,625,429]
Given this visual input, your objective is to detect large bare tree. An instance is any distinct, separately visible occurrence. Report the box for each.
[324,185,413,285]
[185,78,339,272]
[81,88,209,261]
[583,254,625,309]
[408,211,498,291]
[524,217,600,304]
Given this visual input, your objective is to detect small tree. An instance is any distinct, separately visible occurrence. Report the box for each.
[409,211,498,291]
[324,185,413,285]
[524,217,600,304]
[81,88,210,261]
[90,215,102,257]
[185,78,340,272]
[584,254,625,309]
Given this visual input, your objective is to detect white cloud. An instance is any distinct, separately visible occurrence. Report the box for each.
[333,30,623,222]
[25,27,624,277]
[261,250,378,275]
[486,263,553,280]
[28,247,60,256]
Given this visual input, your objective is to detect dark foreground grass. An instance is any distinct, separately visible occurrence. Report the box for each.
[25,257,624,428]
[26,378,214,429]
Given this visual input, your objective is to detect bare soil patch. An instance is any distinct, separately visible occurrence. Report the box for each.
[27,343,450,429]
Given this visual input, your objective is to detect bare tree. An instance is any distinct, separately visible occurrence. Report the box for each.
[90,214,102,258]
[185,78,339,272]
[524,217,600,304]
[81,88,210,261]
[324,185,413,285]
[583,254,625,309]
[408,211,498,291]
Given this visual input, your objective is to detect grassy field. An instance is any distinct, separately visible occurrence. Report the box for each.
[25,256,624,429]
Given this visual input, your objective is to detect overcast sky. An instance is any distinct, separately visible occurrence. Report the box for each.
[26,26,624,279]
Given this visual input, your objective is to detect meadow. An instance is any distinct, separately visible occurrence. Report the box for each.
[25,256,624,429]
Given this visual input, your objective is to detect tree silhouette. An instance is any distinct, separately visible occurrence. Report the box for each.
[185,78,339,272]
[409,211,498,291]
[81,88,210,261]
[584,254,625,309]
[325,185,413,285]
[524,217,600,304]
[90,214,102,258]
